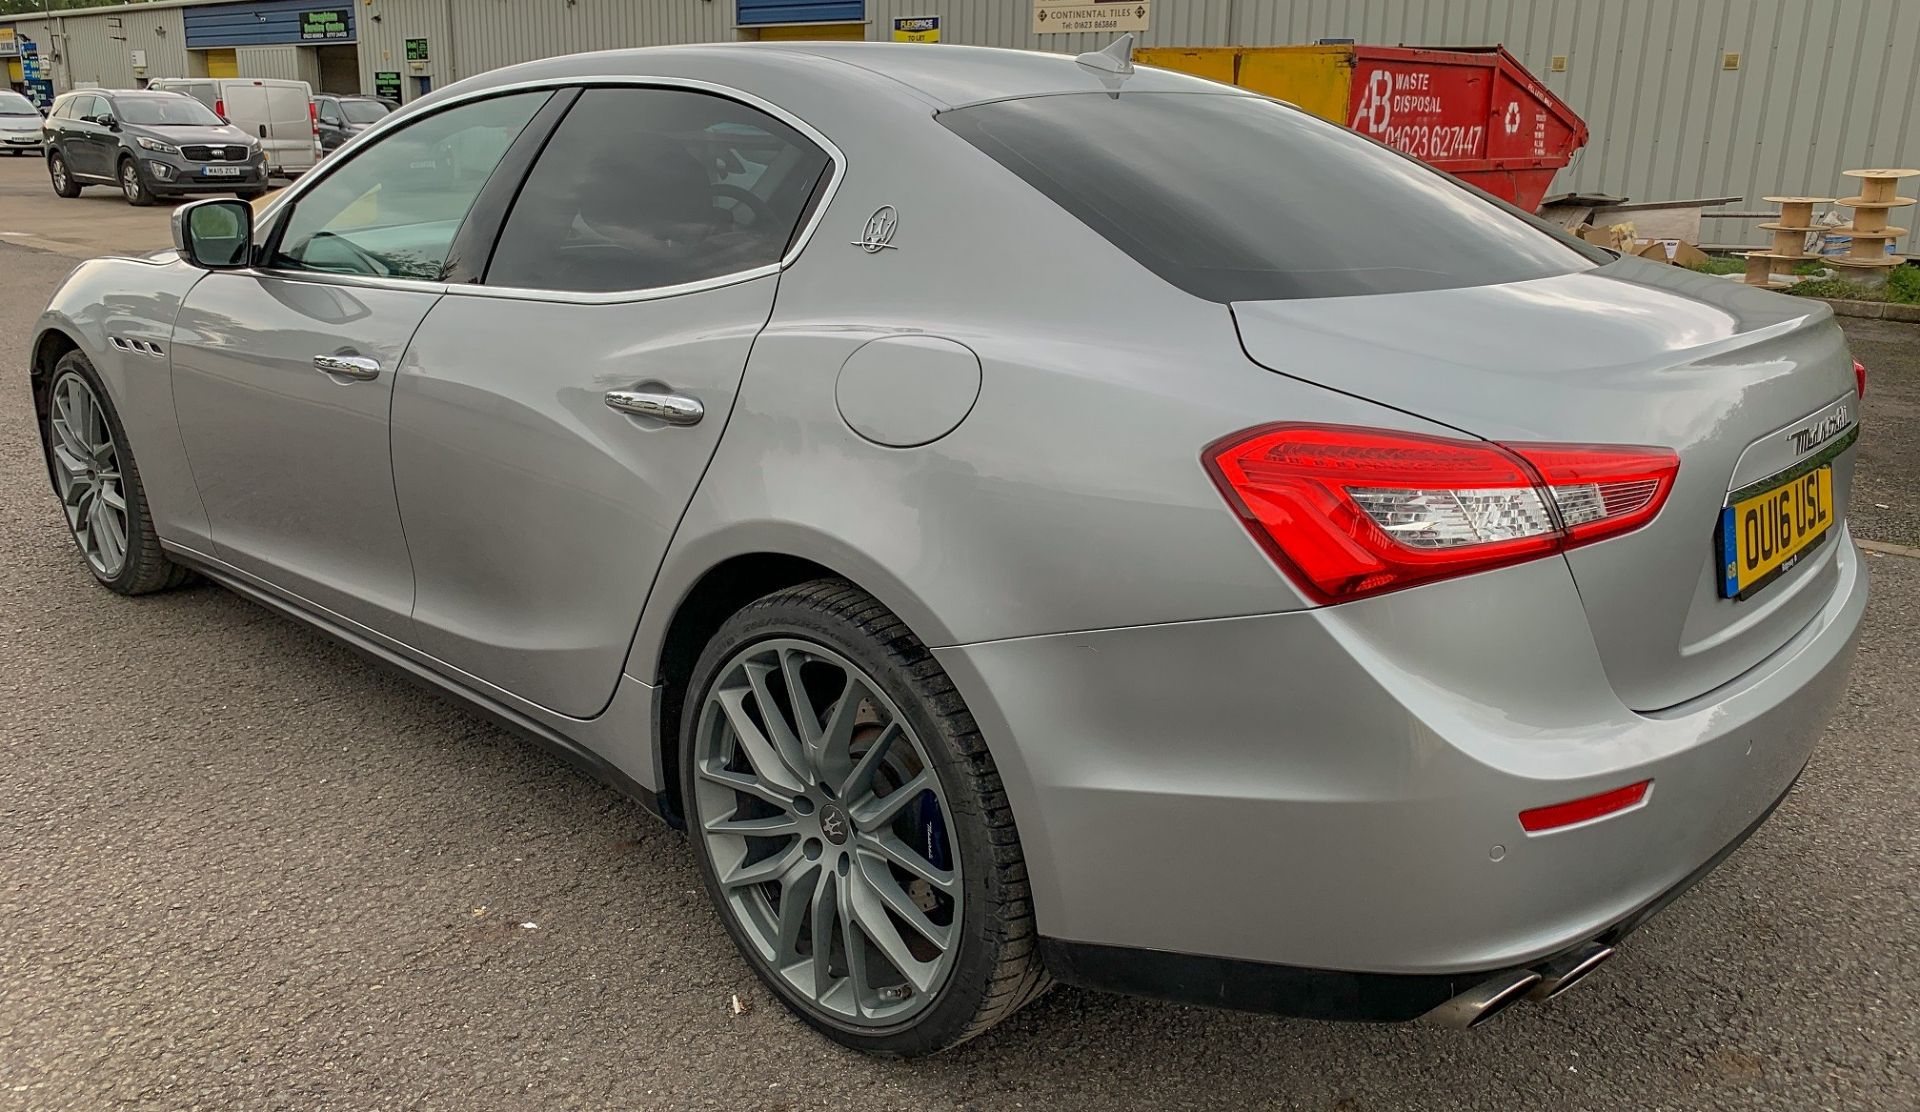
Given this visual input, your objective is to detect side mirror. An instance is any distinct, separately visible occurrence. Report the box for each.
[104,116,120,131]
[172,198,253,269]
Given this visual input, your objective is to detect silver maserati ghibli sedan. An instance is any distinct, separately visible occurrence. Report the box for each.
[29,41,1867,1054]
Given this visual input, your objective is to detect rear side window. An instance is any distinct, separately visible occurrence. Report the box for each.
[938,93,1605,302]
[485,87,832,294]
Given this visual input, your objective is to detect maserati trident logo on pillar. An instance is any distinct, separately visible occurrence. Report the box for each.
[854,205,899,253]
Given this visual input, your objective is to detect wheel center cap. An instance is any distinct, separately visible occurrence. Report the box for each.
[819,803,851,846]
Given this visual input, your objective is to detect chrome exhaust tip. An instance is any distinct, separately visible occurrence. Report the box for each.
[1527,943,1615,1001]
[1417,970,1542,1029]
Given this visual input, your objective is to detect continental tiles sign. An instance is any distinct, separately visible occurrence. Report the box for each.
[1034,1,1150,34]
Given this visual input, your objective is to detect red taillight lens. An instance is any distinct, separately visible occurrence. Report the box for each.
[1854,359,1867,399]
[1518,780,1652,833]
[1508,443,1679,546]
[1206,424,1679,603]
[214,98,225,119]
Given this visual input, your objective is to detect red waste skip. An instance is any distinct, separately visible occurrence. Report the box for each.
[1344,46,1588,212]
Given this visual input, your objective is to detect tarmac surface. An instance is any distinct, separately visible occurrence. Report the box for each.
[1,149,1917,1109]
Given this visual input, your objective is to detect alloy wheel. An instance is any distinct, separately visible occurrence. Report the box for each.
[50,156,67,190]
[692,638,962,1028]
[48,372,130,579]
[120,161,141,202]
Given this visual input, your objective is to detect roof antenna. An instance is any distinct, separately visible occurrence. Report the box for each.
[1076,33,1135,75]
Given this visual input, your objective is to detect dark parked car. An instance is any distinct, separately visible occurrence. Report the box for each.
[43,88,268,206]
[312,92,390,153]
[0,90,45,155]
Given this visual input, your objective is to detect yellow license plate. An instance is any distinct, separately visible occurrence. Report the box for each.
[1719,466,1834,599]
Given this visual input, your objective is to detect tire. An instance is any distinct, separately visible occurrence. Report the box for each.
[118,156,155,206]
[680,579,1049,1056]
[40,350,191,595]
[48,150,81,197]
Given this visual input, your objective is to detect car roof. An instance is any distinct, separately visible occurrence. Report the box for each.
[456,41,1233,110]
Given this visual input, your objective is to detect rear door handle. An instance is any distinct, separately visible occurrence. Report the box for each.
[313,354,381,380]
[605,389,703,426]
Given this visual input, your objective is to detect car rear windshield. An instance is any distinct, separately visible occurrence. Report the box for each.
[115,96,223,127]
[341,99,388,124]
[938,92,1606,302]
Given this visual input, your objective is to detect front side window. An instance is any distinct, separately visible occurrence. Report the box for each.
[317,99,343,125]
[939,92,1606,302]
[115,95,223,127]
[485,87,832,294]
[341,99,388,125]
[271,91,547,281]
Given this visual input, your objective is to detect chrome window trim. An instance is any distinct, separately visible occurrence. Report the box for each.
[446,264,782,305]
[243,267,451,296]
[254,74,847,305]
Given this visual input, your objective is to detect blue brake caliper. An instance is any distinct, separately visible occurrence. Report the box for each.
[916,790,951,872]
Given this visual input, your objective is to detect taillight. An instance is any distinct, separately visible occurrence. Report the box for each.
[1206,424,1679,603]
[214,98,225,119]
[1854,359,1867,399]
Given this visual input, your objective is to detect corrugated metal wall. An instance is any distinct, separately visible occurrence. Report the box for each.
[3,8,190,91]
[233,44,307,83]
[8,0,1919,243]
[1207,0,1920,243]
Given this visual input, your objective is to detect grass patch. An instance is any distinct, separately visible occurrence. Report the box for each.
[1688,257,1747,275]
[1787,263,1920,305]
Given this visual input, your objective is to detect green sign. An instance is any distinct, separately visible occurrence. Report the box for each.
[374,71,402,101]
[299,9,350,41]
[405,38,430,62]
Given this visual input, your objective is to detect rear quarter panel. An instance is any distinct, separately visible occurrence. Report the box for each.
[624,78,1467,677]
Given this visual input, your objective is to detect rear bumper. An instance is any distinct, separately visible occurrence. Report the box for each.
[934,530,1867,1001]
[1037,767,1799,1021]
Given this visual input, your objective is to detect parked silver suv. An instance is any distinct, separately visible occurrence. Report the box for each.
[44,89,267,206]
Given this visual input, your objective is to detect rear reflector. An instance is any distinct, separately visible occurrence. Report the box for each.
[1518,780,1652,833]
[1206,424,1678,603]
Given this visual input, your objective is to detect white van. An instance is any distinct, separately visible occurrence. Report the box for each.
[147,77,318,177]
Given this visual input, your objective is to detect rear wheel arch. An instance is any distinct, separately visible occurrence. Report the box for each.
[651,552,842,827]
[646,548,957,829]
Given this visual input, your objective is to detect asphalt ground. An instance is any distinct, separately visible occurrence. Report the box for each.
[1,150,1918,1109]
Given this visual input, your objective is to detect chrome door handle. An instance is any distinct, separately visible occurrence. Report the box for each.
[604,389,703,426]
[313,354,380,380]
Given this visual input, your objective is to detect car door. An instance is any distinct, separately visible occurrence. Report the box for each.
[390,84,836,716]
[314,96,346,150]
[168,89,552,638]
[66,94,108,176]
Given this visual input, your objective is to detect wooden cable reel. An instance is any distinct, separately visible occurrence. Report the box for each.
[1742,196,1829,288]
[1828,168,1915,273]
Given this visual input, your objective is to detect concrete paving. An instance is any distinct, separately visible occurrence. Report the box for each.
[0,152,177,259]
[1,177,1918,1110]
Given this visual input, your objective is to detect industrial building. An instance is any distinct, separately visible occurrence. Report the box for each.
[4,0,1919,244]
